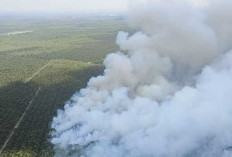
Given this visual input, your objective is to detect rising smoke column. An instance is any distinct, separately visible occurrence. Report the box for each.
[51,0,232,156]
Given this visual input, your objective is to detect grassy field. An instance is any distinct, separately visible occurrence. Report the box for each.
[0,15,128,156]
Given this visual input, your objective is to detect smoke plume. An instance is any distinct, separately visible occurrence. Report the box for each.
[51,0,232,156]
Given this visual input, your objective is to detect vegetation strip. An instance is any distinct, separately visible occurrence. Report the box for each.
[0,87,41,155]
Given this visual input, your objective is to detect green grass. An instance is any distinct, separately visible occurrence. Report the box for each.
[0,15,128,156]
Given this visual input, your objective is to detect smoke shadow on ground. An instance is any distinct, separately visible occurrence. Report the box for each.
[0,64,104,157]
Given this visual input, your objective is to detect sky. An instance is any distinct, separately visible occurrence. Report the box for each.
[0,0,130,13]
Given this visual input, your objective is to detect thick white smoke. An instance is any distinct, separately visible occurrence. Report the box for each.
[51,0,232,156]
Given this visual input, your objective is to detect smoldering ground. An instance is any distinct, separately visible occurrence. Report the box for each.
[51,0,232,156]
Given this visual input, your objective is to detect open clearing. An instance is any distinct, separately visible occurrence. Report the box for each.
[0,30,34,36]
[0,15,129,156]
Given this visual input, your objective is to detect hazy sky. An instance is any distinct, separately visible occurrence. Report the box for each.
[0,0,130,13]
